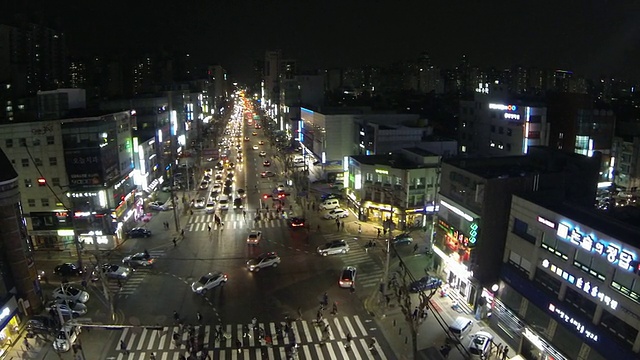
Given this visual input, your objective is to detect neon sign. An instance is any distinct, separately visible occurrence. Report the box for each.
[541,259,619,311]
[375,169,389,175]
[504,113,521,120]
[556,222,636,271]
[548,303,599,342]
[489,103,518,111]
[537,216,556,229]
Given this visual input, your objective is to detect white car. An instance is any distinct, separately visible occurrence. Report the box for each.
[212,184,222,192]
[53,324,81,352]
[259,151,267,157]
[323,208,349,219]
[205,201,216,214]
[253,145,259,150]
[247,230,263,245]
[149,201,169,211]
[199,181,209,190]
[218,197,230,211]
[45,301,88,317]
[339,266,357,288]
[191,272,228,294]
[98,264,132,280]
[52,286,89,303]
[276,184,285,192]
[247,252,281,272]
[317,240,350,256]
[468,331,493,359]
[194,197,206,209]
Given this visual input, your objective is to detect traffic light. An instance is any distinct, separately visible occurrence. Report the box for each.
[37,177,47,186]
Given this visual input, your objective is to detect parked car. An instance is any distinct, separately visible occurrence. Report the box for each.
[323,208,349,220]
[468,331,493,359]
[409,276,442,292]
[52,286,89,303]
[317,240,350,256]
[45,301,87,318]
[191,272,228,294]
[149,201,169,211]
[27,315,57,334]
[339,266,357,288]
[246,252,281,272]
[392,233,413,245]
[321,193,343,201]
[53,324,81,352]
[53,263,83,277]
[127,228,152,238]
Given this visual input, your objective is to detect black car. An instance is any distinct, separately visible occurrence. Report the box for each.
[127,227,152,238]
[223,186,233,195]
[409,276,442,293]
[224,179,233,187]
[321,193,343,201]
[288,217,306,228]
[53,263,83,277]
[27,315,57,334]
[233,198,244,209]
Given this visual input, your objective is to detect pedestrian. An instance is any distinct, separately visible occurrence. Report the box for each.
[322,292,328,306]
[208,224,211,232]
[173,238,177,247]
[385,294,391,307]
[297,306,303,320]
[190,209,193,216]
[81,279,87,289]
[377,228,381,238]
[317,224,321,232]
[332,301,338,315]
[383,228,387,236]
[350,284,355,294]
[341,221,345,231]
[235,338,242,353]
[242,210,246,218]
[358,224,362,233]
[150,352,156,360]
[173,311,180,323]
[120,339,129,355]
[23,337,30,351]
[345,333,352,349]
[368,337,376,350]
[144,248,150,257]
[412,306,419,320]
[502,346,509,360]
[264,334,272,347]
[181,229,185,236]
[196,311,202,322]
[413,244,419,254]
[117,279,123,289]
[336,221,340,231]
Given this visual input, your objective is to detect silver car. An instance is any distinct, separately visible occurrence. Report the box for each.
[317,240,350,256]
[98,264,132,279]
[45,301,87,317]
[191,272,228,294]
[122,252,155,267]
[247,252,281,272]
[52,286,89,303]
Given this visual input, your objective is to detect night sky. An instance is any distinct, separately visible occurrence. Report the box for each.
[6,0,640,83]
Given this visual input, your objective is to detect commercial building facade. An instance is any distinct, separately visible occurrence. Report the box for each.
[494,193,640,360]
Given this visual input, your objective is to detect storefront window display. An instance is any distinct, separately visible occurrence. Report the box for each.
[0,313,20,357]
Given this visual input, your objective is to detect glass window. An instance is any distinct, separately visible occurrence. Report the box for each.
[507,128,513,136]
[52,178,60,186]
[49,157,57,166]
[34,158,42,166]
[524,303,551,333]
[552,322,585,358]
[24,179,32,188]
[513,218,536,244]
[21,159,29,167]
[41,198,49,207]
[5,139,12,148]
[600,310,637,349]
[27,199,35,207]
[18,138,26,146]
[32,138,41,146]
[46,136,54,145]
[564,287,597,318]
[534,268,561,295]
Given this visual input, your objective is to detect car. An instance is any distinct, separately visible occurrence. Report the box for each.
[276,184,285,192]
[233,198,244,209]
[98,264,132,280]
[468,331,493,359]
[204,168,213,176]
[259,151,267,157]
[321,193,343,201]
[210,191,220,200]
[224,179,233,187]
[199,181,209,190]
[212,184,222,192]
[161,185,180,192]
[127,227,152,238]
[226,172,234,179]
[247,230,263,245]
[252,145,259,150]
[409,276,442,292]
[148,201,169,211]
[27,315,57,334]
[317,240,350,256]
[218,197,230,210]
[205,201,216,214]
[223,186,233,195]
[194,197,206,209]
[53,263,83,277]
[53,324,81,352]
[252,132,258,136]
[203,175,211,182]
[247,252,281,272]
[288,217,305,228]
[237,188,246,198]
[122,252,155,267]
[191,272,228,294]
[263,160,271,167]
[215,174,223,181]
[52,286,90,303]
[339,266,357,288]
[258,140,265,145]
[392,233,414,245]
[261,171,275,178]
[45,301,88,318]
[244,137,250,141]
[323,208,349,219]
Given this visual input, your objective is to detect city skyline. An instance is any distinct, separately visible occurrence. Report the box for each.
[5,0,640,83]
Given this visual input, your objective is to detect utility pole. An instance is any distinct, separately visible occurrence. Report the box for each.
[88,201,115,321]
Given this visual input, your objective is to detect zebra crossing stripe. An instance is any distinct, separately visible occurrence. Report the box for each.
[300,320,312,341]
[333,317,346,339]
[116,327,129,350]
[354,315,368,336]
[136,329,148,350]
[302,344,313,359]
[157,328,167,349]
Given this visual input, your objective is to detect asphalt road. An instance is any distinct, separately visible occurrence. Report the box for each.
[32,105,399,359]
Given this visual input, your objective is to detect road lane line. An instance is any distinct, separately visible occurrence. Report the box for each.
[204,324,210,344]
[116,328,130,350]
[269,323,278,345]
[333,317,346,339]
[344,317,358,338]
[300,320,312,342]
[374,339,388,360]
[353,315,368,336]
[125,333,136,353]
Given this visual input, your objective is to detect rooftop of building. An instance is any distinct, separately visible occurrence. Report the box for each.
[351,152,436,170]
[402,147,438,157]
[519,191,640,247]
[443,147,597,179]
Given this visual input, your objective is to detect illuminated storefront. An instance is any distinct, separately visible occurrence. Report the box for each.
[0,297,21,358]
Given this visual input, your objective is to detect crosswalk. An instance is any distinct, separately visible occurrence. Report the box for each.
[109,316,389,359]
[321,234,383,290]
[103,250,166,297]
[186,213,287,231]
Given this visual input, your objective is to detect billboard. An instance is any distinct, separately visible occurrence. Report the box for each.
[64,148,104,187]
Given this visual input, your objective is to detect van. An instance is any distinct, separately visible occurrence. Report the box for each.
[319,199,340,210]
[448,316,473,340]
